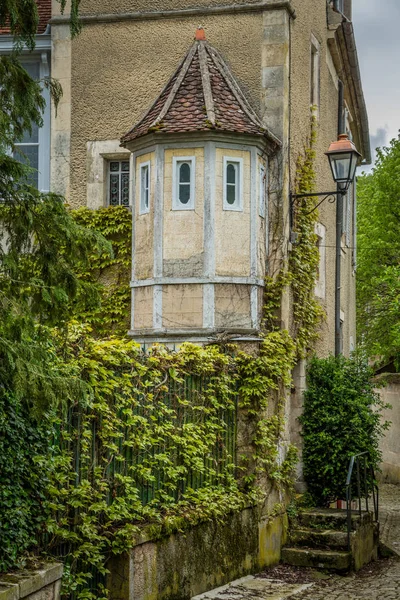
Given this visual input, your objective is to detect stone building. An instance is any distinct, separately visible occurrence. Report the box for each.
[23,0,366,356]
[1,0,370,452]
[0,1,372,594]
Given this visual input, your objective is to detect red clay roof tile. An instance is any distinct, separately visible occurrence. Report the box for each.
[121,33,280,147]
[0,0,51,35]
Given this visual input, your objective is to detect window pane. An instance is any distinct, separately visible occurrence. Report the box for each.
[121,161,130,172]
[179,183,191,204]
[110,174,120,206]
[121,173,130,206]
[179,162,191,183]
[141,166,149,210]
[20,122,39,144]
[22,62,40,80]
[110,162,120,172]
[226,184,236,205]
[14,145,39,188]
[227,163,236,184]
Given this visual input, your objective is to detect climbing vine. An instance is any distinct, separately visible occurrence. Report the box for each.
[289,116,324,355]
[1,119,323,598]
[70,206,132,337]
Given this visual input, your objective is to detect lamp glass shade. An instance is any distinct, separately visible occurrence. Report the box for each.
[328,151,357,191]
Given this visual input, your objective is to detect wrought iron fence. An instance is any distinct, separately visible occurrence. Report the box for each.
[48,372,238,598]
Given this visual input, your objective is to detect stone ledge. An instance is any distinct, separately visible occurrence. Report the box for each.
[0,563,63,599]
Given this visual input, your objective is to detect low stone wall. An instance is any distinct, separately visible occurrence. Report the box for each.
[376,374,400,484]
[107,506,288,600]
[0,563,62,600]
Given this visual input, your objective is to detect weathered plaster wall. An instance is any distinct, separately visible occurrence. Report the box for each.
[215,148,251,277]
[106,508,288,600]
[162,284,203,329]
[215,284,251,329]
[134,286,154,330]
[376,374,400,485]
[79,0,266,15]
[135,152,156,280]
[289,0,356,359]
[163,148,204,276]
[59,0,359,349]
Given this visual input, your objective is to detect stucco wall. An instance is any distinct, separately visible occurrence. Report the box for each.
[135,151,155,280]
[215,148,251,277]
[55,0,359,350]
[79,0,267,14]
[65,12,263,209]
[376,374,400,485]
[288,0,357,358]
[163,147,204,276]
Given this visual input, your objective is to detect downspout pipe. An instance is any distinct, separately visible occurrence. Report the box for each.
[335,79,344,356]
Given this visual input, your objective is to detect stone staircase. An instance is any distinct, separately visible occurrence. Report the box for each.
[282,508,379,573]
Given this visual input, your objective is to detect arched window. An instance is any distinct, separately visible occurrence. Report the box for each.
[223,157,243,211]
[173,156,196,210]
[178,162,191,204]
[140,161,150,214]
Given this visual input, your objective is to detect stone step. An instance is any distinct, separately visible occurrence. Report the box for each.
[297,509,372,530]
[281,547,352,572]
[289,528,350,549]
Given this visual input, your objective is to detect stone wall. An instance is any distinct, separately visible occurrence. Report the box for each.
[376,374,400,484]
[0,563,62,600]
[106,507,288,600]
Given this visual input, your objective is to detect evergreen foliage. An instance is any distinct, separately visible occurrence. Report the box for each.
[0,392,53,573]
[357,137,400,368]
[301,355,389,506]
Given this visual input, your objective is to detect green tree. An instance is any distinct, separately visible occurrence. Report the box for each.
[0,0,103,573]
[357,136,400,368]
[301,355,388,506]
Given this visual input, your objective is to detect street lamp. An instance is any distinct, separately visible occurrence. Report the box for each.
[326,134,361,192]
[290,133,361,227]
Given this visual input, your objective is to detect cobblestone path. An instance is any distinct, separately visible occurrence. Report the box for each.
[193,484,400,600]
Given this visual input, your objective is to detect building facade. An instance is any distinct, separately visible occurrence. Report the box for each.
[1,0,370,355]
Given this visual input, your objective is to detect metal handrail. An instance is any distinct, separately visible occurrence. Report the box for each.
[345,451,379,550]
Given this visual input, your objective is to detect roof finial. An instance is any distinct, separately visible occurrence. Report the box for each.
[195,26,206,41]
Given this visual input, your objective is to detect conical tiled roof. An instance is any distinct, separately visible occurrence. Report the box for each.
[121,29,280,147]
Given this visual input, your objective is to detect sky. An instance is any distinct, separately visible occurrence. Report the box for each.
[352,0,400,168]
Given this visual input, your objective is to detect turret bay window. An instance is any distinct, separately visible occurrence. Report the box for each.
[223,157,243,211]
[140,161,150,214]
[108,160,130,206]
[173,156,195,210]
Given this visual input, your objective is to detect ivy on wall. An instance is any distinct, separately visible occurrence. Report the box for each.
[0,117,323,598]
[38,328,299,599]
[70,206,132,337]
[289,117,324,355]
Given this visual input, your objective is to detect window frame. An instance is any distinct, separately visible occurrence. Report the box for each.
[107,159,131,207]
[259,162,267,218]
[172,156,196,210]
[12,53,51,193]
[139,160,151,215]
[223,156,243,212]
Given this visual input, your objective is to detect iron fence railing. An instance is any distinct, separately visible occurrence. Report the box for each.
[345,451,379,550]
[47,373,238,598]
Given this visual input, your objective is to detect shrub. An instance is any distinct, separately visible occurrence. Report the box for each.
[0,392,53,573]
[301,354,389,506]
